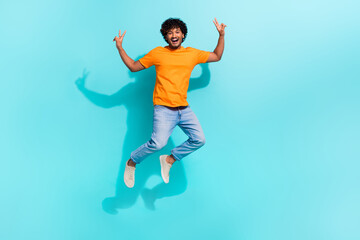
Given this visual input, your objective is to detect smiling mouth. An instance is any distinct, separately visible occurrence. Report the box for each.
[171,38,179,44]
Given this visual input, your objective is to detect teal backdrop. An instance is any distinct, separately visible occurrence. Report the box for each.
[1,0,359,239]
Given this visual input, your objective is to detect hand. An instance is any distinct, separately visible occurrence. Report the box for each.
[113,29,127,49]
[213,18,227,36]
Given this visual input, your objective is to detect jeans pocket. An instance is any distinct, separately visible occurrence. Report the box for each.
[153,105,163,113]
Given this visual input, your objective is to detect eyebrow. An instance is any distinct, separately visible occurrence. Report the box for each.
[168,29,181,33]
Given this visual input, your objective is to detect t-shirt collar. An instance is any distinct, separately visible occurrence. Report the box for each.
[164,46,185,52]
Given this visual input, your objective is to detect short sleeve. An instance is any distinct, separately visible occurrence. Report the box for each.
[193,48,210,64]
[139,48,158,68]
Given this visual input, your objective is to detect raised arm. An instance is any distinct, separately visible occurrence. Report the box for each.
[113,30,145,72]
[207,18,227,63]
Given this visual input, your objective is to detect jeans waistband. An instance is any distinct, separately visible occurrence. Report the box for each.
[156,105,189,111]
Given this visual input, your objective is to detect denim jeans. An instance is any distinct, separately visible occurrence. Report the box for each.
[130,105,206,164]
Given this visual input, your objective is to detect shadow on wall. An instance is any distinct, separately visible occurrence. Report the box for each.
[75,57,210,213]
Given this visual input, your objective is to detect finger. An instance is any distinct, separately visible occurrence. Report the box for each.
[215,18,219,25]
[213,21,218,28]
[119,30,121,37]
[122,30,127,38]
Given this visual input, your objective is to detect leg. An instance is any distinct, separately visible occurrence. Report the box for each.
[171,107,206,161]
[130,105,179,164]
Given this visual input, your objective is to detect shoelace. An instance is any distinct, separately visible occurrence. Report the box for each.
[129,174,134,180]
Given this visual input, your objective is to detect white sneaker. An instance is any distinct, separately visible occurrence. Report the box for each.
[160,155,172,184]
[124,160,135,188]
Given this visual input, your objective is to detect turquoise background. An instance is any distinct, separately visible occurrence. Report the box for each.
[1,0,359,239]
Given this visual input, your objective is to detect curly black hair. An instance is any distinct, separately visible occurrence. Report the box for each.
[160,18,188,43]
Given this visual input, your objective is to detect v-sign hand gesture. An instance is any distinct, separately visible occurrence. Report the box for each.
[113,30,127,50]
[213,18,227,36]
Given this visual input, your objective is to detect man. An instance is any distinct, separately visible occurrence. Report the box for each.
[113,18,226,188]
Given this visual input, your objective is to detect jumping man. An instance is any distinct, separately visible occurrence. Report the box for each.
[113,18,226,188]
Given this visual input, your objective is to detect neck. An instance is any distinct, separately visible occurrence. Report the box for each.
[167,45,182,50]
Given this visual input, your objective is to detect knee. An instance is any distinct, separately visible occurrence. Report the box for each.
[198,137,206,147]
[192,136,206,148]
[148,138,167,151]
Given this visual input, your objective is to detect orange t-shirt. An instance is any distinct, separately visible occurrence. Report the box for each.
[139,46,210,107]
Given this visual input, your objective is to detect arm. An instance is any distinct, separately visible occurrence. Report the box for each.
[207,18,227,63]
[113,30,145,72]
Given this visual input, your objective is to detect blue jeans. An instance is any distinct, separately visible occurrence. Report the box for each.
[130,105,206,164]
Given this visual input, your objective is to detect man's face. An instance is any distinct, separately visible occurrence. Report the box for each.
[166,27,184,49]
